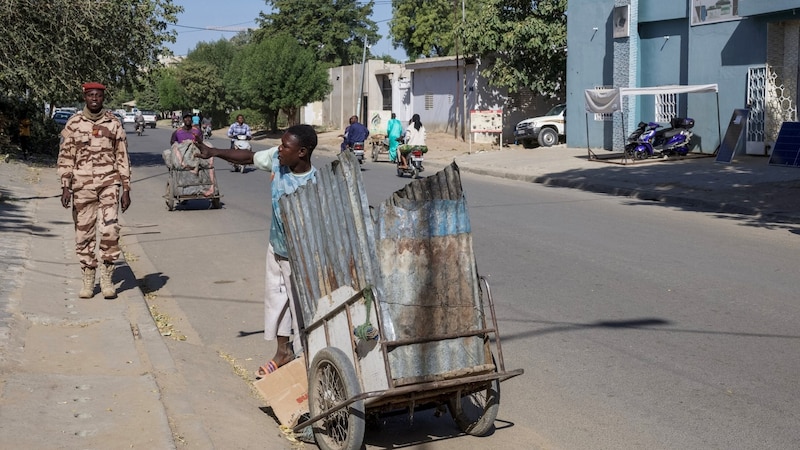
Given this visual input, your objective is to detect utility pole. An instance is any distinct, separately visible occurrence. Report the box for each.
[356,35,368,122]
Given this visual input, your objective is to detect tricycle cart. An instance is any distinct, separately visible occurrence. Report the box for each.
[162,143,221,211]
[279,152,523,450]
[369,133,390,162]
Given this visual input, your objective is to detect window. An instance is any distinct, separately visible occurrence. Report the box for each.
[381,76,392,111]
[655,93,678,123]
[425,93,434,110]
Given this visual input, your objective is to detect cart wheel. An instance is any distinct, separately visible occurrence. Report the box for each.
[447,354,501,436]
[211,197,221,209]
[371,144,378,162]
[308,347,365,450]
[396,167,403,177]
[165,181,174,211]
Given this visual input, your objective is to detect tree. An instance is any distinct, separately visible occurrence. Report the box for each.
[240,34,331,131]
[176,61,225,117]
[185,39,239,76]
[0,0,181,111]
[389,0,479,58]
[156,68,187,112]
[460,0,567,96]
[256,0,379,66]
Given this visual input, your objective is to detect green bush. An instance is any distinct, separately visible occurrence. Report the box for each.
[228,109,264,130]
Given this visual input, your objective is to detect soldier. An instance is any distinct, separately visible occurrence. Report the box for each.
[57,82,131,299]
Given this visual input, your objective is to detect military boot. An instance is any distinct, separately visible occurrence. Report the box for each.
[79,267,96,299]
[100,263,117,299]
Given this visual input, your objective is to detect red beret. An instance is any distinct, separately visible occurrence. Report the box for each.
[82,82,106,91]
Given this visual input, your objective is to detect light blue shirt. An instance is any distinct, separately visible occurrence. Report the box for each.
[253,147,316,258]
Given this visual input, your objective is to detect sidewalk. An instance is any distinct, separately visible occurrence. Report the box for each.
[0,161,178,448]
[2,131,799,447]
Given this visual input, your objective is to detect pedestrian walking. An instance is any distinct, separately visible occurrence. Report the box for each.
[57,82,131,299]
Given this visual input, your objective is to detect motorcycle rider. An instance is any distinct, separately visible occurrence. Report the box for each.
[202,115,213,139]
[339,115,369,154]
[227,114,252,149]
[134,111,145,134]
[398,113,426,169]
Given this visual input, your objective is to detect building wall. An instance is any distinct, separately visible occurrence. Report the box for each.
[567,0,769,152]
[313,55,561,144]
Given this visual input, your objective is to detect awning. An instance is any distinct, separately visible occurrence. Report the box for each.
[619,84,718,97]
[122,100,137,107]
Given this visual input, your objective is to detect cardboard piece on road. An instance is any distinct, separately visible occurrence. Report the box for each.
[254,356,309,427]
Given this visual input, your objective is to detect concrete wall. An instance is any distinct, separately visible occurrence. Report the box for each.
[567,0,769,152]
[310,55,553,145]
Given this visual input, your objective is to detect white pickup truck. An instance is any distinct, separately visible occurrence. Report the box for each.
[514,103,566,148]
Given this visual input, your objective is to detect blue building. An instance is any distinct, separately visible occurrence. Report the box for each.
[567,0,800,155]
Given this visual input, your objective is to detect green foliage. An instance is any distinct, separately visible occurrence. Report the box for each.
[156,68,186,112]
[176,61,225,117]
[239,34,331,131]
[390,0,479,58]
[134,84,161,112]
[460,0,567,96]
[0,97,60,157]
[228,109,265,130]
[256,0,379,66]
[186,39,238,76]
[0,0,182,107]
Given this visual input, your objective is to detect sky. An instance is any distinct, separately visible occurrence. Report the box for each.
[166,0,406,61]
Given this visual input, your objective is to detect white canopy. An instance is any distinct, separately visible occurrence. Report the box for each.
[584,84,719,114]
[619,84,718,97]
[583,84,721,160]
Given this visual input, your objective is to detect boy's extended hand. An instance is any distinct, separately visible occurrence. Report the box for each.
[194,140,214,159]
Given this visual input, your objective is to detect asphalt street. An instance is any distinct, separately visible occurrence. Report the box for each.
[1,125,799,448]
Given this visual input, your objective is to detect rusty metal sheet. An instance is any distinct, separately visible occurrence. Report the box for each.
[374,164,485,380]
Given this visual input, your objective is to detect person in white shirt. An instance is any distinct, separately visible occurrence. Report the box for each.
[399,113,427,168]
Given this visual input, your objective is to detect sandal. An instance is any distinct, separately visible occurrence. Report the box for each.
[255,360,279,379]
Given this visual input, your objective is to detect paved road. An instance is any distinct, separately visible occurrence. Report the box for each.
[2,123,799,449]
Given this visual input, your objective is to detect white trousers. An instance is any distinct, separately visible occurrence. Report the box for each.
[264,244,302,352]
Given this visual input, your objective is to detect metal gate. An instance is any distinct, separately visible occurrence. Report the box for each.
[746,66,766,155]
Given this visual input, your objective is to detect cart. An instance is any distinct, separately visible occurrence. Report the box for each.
[279,153,523,450]
[369,133,390,162]
[162,144,221,210]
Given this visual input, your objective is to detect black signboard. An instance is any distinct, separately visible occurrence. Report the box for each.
[715,108,749,163]
[768,122,800,168]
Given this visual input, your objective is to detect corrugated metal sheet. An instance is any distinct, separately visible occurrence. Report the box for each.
[279,151,387,335]
[374,164,485,382]
[280,151,485,383]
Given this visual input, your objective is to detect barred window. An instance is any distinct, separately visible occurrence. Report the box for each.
[656,93,677,123]
[425,93,434,110]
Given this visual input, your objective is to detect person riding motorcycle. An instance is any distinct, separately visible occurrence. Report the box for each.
[340,115,369,154]
[227,114,252,149]
[202,116,213,139]
[134,111,145,134]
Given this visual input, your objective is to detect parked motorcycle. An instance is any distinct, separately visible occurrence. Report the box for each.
[625,121,648,158]
[230,134,252,173]
[657,117,695,157]
[631,117,694,160]
[171,117,180,129]
[396,146,426,178]
[203,124,212,140]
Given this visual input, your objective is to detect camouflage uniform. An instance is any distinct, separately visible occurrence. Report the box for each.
[57,112,130,269]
